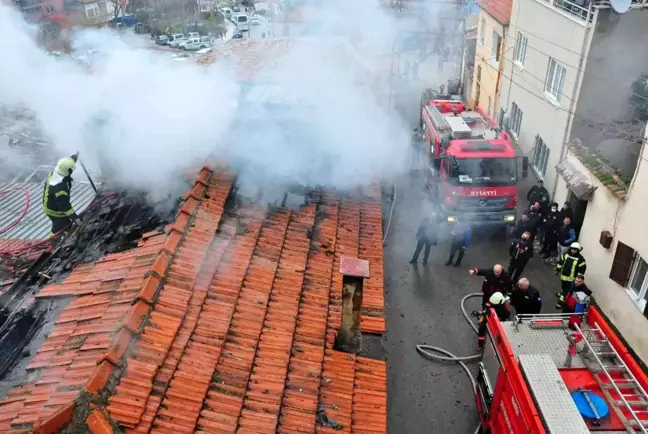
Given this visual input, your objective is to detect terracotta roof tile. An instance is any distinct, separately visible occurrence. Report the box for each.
[478,0,512,25]
[0,167,388,434]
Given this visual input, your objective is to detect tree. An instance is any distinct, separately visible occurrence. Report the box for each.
[109,0,126,19]
[630,73,648,121]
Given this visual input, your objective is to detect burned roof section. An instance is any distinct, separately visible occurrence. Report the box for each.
[0,165,387,433]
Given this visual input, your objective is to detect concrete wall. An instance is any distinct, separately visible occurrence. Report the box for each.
[499,0,594,191]
[470,10,506,117]
[569,9,648,179]
[554,141,648,364]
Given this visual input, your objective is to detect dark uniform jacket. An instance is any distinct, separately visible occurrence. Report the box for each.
[509,239,533,263]
[42,173,75,218]
[511,285,542,315]
[512,218,534,240]
[416,219,437,243]
[557,224,577,248]
[556,252,587,282]
[473,268,513,306]
[526,185,549,204]
[543,211,561,237]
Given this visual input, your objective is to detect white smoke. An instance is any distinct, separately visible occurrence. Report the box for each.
[0,0,451,196]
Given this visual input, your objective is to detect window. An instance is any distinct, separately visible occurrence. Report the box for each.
[87,7,98,17]
[514,31,528,66]
[479,18,485,46]
[544,58,566,102]
[509,102,523,137]
[491,31,502,63]
[610,242,635,287]
[487,97,492,116]
[44,4,54,13]
[610,243,648,313]
[531,135,550,176]
[498,108,505,126]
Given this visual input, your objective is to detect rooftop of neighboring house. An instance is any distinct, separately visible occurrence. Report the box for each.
[0,165,388,433]
[477,0,512,25]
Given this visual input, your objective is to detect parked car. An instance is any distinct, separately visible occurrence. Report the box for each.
[232,5,241,12]
[167,34,185,47]
[183,37,212,51]
[221,7,232,17]
[155,35,169,45]
[233,14,249,31]
[250,15,265,26]
[232,30,243,39]
[185,32,200,39]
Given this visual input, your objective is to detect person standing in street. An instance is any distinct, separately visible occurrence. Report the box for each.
[445,220,471,267]
[511,211,534,240]
[557,216,577,256]
[556,242,587,298]
[526,180,549,206]
[469,264,513,307]
[541,202,561,259]
[510,278,542,315]
[410,216,438,265]
[508,231,533,283]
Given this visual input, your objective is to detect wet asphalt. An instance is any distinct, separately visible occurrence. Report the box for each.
[383,162,563,433]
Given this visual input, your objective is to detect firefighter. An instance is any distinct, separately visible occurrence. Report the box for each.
[558,274,591,311]
[556,242,586,299]
[43,154,81,237]
[477,291,511,349]
[469,264,513,307]
[511,211,534,240]
[410,216,438,265]
[445,220,471,267]
[511,278,542,315]
[508,231,533,283]
[541,202,561,259]
[526,180,549,206]
[557,216,577,256]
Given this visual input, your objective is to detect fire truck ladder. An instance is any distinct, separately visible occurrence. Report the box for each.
[575,323,648,433]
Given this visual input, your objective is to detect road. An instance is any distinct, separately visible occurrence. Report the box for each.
[383,157,564,433]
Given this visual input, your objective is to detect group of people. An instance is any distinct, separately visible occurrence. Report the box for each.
[408,179,593,346]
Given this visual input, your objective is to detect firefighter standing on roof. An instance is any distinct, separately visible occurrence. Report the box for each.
[556,242,586,296]
[43,154,81,237]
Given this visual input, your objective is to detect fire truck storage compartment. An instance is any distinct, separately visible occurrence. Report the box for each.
[519,354,590,434]
[445,116,473,139]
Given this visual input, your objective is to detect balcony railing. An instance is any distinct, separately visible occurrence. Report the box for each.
[540,0,595,23]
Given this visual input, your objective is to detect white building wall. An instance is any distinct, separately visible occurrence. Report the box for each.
[499,0,596,192]
[554,138,648,364]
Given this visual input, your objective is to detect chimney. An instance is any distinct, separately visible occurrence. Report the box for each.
[335,256,370,354]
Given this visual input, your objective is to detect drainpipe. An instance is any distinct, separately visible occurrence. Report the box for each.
[335,257,370,354]
[551,3,597,199]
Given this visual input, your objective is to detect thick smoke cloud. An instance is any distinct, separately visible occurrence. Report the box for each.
[0,0,412,197]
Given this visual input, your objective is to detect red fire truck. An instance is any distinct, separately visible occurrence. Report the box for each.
[419,94,528,227]
[477,307,648,433]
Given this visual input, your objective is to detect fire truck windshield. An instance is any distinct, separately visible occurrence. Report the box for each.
[449,157,517,186]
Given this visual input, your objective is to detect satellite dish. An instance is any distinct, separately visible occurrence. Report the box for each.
[610,0,630,14]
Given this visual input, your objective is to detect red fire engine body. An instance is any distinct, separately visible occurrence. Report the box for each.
[477,307,648,433]
[420,96,527,227]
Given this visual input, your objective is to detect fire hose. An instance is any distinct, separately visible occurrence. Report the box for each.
[415,292,484,434]
[0,187,31,236]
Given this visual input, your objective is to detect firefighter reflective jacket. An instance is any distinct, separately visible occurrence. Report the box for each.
[556,252,586,282]
[42,172,75,218]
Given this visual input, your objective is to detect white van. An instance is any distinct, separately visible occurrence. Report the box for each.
[234,14,249,31]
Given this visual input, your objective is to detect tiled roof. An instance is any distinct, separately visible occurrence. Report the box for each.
[478,0,512,25]
[0,166,387,433]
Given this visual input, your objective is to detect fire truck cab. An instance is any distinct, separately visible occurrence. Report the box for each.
[477,307,648,433]
[420,95,528,227]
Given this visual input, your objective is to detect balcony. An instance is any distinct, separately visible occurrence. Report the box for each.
[19,0,43,10]
[539,0,595,22]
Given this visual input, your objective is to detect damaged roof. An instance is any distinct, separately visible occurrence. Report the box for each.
[0,165,387,433]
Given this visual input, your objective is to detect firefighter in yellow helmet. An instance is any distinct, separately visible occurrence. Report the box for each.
[477,291,511,349]
[42,154,81,237]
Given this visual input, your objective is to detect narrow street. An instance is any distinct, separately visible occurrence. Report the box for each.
[384,160,565,433]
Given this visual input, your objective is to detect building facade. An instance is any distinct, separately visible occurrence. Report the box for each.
[498,0,648,197]
[553,127,648,364]
[470,0,511,119]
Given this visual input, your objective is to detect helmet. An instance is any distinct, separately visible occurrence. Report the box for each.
[55,157,76,177]
[489,292,506,305]
[570,242,582,251]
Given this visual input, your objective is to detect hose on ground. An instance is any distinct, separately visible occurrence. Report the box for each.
[416,293,484,434]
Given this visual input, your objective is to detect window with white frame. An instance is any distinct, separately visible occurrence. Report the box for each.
[491,31,502,63]
[509,102,523,137]
[610,243,648,314]
[545,58,566,102]
[531,135,550,176]
[629,256,648,311]
[479,18,485,46]
[514,31,528,66]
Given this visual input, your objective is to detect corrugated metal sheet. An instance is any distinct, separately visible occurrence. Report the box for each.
[0,181,97,242]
